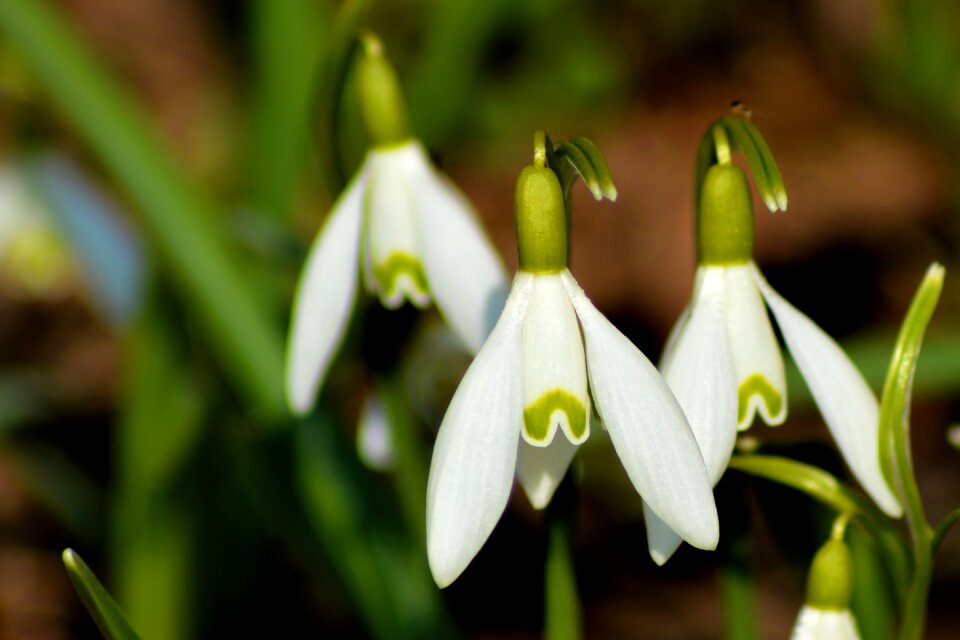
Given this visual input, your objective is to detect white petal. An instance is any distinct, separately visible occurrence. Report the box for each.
[791,607,861,640]
[285,164,367,415]
[409,143,508,353]
[561,271,718,550]
[520,274,590,446]
[753,266,902,517]
[659,301,690,374]
[364,143,430,309]
[426,273,533,587]
[723,263,787,428]
[645,267,738,564]
[663,266,738,483]
[516,436,578,509]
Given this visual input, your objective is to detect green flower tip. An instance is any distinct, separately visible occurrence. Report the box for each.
[356,33,410,147]
[515,164,567,274]
[806,539,853,611]
[696,163,754,265]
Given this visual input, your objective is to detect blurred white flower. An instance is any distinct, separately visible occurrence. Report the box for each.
[285,140,507,415]
[790,606,861,640]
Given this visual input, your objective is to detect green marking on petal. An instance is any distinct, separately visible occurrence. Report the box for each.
[523,389,587,445]
[737,373,783,426]
[373,252,429,304]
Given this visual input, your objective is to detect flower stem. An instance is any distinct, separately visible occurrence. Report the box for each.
[545,474,582,640]
[719,534,759,640]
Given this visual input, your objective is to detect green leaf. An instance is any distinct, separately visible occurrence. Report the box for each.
[62,549,141,640]
[879,263,944,517]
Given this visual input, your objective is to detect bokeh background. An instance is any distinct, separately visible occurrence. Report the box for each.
[0,0,959,638]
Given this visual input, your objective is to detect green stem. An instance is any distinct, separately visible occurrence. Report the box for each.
[545,475,581,640]
[380,375,428,542]
[719,535,758,640]
[0,0,286,418]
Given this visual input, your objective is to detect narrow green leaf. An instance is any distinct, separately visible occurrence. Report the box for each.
[545,476,581,640]
[739,119,787,211]
[569,137,618,201]
[62,549,141,640]
[879,262,944,520]
[932,508,960,553]
[553,140,602,200]
[721,118,778,212]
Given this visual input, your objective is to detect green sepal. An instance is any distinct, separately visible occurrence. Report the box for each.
[878,263,944,514]
[523,389,588,444]
[697,163,755,265]
[806,539,854,610]
[693,113,787,215]
[62,548,141,640]
[515,164,567,274]
[356,33,410,147]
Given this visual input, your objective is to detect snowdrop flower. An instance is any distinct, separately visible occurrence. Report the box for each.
[790,535,861,640]
[426,154,718,587]
[647,156,902,564]
[285,36,507,415]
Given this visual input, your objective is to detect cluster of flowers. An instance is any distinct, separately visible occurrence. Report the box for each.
[285,37,889,638]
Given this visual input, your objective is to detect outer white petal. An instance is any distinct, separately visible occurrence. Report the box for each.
[521,274,590,446]
[723,263,787,428]
[790,607,861,640]
[645,266,738,564]
[365,143,430,309]
[285,164,367,415]
[753,266,903,517]
[408,143,509,352]
[516,436,578,509]
[561,271,718,550]
[426,273,533,587]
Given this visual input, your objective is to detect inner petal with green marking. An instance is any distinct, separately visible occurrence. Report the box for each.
[372,252,430,309]
[737,373,785,428]
[523,389,588,445]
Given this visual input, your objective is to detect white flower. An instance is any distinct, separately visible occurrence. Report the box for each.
[646,260,903,563]
[426,268,718,587]
[790,607,861,640]
[285,140,508,415]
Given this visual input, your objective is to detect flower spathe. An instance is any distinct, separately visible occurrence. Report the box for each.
[285,139,508,415]
[645,159,902,565]
[426,163,718,588]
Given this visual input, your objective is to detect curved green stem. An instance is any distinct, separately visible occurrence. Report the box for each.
[932,508,960,553]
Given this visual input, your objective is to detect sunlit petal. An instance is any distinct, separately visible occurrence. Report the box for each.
[520,274,590,446]
[561,271,718,550]
[723,263,786,428]
[516,436,578,509]
[753,266,902,517]
[426,273,533,587]
[365,143,430,309]
[285,164,367,415]
[409,143,508,353]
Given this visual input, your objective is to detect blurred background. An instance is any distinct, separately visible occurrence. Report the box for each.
[0,0,959,638]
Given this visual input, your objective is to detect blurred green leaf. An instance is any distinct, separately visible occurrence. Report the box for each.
[62,548,141,640]
[0,0,286,418]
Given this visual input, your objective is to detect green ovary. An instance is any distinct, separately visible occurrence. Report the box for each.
[737,374,783,425]
[373,252,429,302]
[523,389,587,444]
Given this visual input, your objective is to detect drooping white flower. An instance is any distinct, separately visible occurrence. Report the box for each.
[790,532,861,640]
[285,38,508,416]
[647,160,902,564]
[426,163,717,587]
[790,607,861,640]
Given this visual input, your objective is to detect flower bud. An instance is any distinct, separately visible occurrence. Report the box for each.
[696,163,754,265]
[515,165,567,274]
